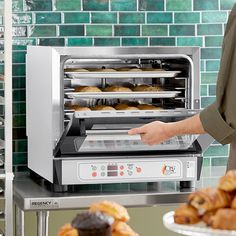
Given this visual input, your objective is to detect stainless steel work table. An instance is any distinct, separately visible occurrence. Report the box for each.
[14,173,200,236]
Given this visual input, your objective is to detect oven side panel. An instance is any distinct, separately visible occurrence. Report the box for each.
[26,46,61,182]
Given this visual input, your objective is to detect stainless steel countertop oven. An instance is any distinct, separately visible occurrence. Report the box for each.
[26,46,213,192]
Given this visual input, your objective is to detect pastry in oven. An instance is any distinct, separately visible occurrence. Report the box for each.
[132,84,162,92]
[64,68,89,72]
[209,208,236,230]
[115,104,139,110]
[104,86,132,92]
[64,105,91,111]
[174,204,200,224]
[96,68,117,72]
[112,221,138,236]
[188,187,233,214]
[74,86,102,93]
[128,68,142,72]
[137,104,162,110]
[218,170,236,192]
[89,200,130,222]
[91,105,115,111]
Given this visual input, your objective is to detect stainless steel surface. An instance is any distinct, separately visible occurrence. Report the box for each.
[16,206,24,236]
[37,211,49,236]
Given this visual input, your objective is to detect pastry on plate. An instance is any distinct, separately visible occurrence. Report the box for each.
[104,86,132,92]
[174,204,200,225]
[112,221,138,236]
[91,105,115,111]
[201,210,217,225]
[137,104,162,110]
[89,200,130,222]
[57,223,78,236]
[218,170,236,192]
[115,104,139,110]
[74,86,102,93]
[188,187,233,214]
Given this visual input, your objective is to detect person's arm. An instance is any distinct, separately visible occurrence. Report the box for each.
[128,114,206,146]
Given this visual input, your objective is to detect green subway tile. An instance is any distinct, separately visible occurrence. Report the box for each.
[220,0,236,10]
[122,37,148,46]
[142,25,167,36]
[130,183,147,191]
[202,12,228,23]
[211,157,228,167]
[174,12,200,23]
[38,38,65,46]
[54,0,81,11]
[13,51,26,63]
[83,0,109,11]
[200,84,207,96]
[13,127,26,139]
[201,48,222,59]
[13,64,25,76]
[203,158,210,167]
[35,13,61,24]
[201,72,218,84]
[101,183,129,192]
[147,13,172,24]
[206,60,220,71]
[119,13,145,24]
[13,38,36,50]
[59,25,84,36]
[86,25,112,36]
[201,60,205,71]
[13,77,26,89]
[150,37,176,46]
[67,38,93,46]
[111,0,137,11]
[13,152,27,165]
[198,24,222,35]
[13,102,26,115]
[64,13,90,24]
[170,25,195,36]
[177,37,203,46]
[13,115,26,127]
[166,0,192,11]
[24,0,52,11]
[92,12,117,24]
[94,38,120,46]
[205,36,223,47]
[13,13,32,24]
[139,0,164,11]
[13,140,27,153]
[29,25,56,37]
[209,84,216,96]
[115,25,140,36]
[201,96,216,108]
[13,0,24,12]
[13,89,26,102]
[194,0,219,10]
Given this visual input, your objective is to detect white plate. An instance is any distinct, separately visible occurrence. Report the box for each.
[163,211,236,236]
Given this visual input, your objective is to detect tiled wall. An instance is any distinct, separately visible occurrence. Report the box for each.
[1,0,236,171]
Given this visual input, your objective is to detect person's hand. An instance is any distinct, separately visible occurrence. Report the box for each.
[128,121,173,146]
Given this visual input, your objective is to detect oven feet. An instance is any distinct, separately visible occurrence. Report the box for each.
[51,183,68,193]
[180,181,195,189]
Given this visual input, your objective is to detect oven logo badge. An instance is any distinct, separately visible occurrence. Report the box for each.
[162,164,176,175]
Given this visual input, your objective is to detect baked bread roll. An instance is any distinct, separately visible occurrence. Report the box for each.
[91,105,115,111]
[209,208,236,230]
[64,68,88,72]
[112,221,138,236]
[174,204,200,224]
[188,187,233,214]
[137,104,162,110]
[132,84,162,92]
[104,86,132,92]
[201,210,217,225]
[89,200,130,222]
[218,170,236,192]
[57,224,78,236]
[115,104,139,110]
[74,86,102,93]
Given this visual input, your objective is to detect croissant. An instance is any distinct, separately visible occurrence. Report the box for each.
[209,208,236,230]
[174,204,200,224]
[201,210,217,226]
[188,187,232,214]
[218,170,236,192]
[231,195,236,208]
[112,221,138,236]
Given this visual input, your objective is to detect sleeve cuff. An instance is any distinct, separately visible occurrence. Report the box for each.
[200,103,236,145]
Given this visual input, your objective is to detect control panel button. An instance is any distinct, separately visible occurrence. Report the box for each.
[101,166,106,171]
[92,166,97,171]
[120,165,124,170]
[136,167,142,173]
[128,171,133,176]
[101,172,105,177]
[92,172,97,177]
[120,171,124,176]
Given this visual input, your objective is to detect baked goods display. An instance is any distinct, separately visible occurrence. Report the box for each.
[74,86,102,93]
[91,105,116,111]
[173,170,236,231]
[103,86,132,92]
[64,68,89,72]
[115,104,139,110]
[132,84,162,92]
[58,201,138,236]
[137,104,162,110]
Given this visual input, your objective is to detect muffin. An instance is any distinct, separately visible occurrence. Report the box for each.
[91,105,116,111]
[104,86,132,92]
[137,104,162,110]
[115,104,139,110]
[72,211,114,236]
[74,86,102,93]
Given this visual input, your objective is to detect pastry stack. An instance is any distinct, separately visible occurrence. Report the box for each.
[58,200,138,236]
[174,170,236,230]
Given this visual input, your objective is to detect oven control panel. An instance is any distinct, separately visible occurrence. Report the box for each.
[78,160,185,181]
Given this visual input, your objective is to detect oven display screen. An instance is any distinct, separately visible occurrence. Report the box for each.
[107,172,118,177]
[107,165,118,171]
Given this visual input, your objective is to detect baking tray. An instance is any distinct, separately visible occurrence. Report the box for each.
[65,91,181,99]
[64,70,181,79]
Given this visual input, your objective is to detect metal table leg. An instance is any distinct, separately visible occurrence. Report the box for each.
[36,211,49,236]
[15,205,24,236]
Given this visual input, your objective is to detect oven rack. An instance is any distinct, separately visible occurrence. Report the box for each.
[65,91,181,99]
[64,70,181,79]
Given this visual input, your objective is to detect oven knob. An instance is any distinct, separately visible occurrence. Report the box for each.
[120,171,124,176]
[136,167,142,173]
[101,166,106,171]
[92,172,97,177]
[128,171,133,176]
[120,165,124,170]
[101,172,105,177]
[92,166,97,171]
